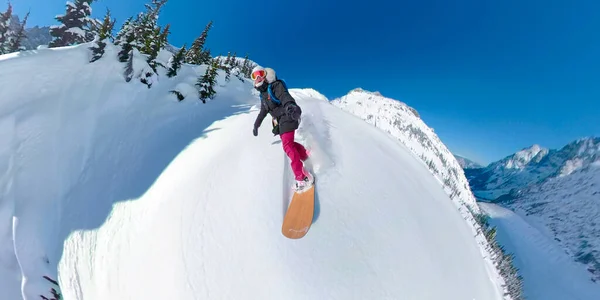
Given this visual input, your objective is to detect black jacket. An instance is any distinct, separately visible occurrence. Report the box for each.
[253,80,301,135]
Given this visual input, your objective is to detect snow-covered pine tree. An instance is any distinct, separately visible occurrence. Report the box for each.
[167,44,186,77]
[134,0,168,56]
[48,0,99,48]
[114,17,135,62]
[196,59,219,103]
[222,57,231,82]
[214,55,231,83]
[224,52,231,65]
[232,52,245,83]
[150,23,170,72]
[184,20,213,65]
[113,0,170,85]
[89,8,115,63]
[5,10,28,53]
[230,52,238,67]
[199,48,212,65]
[240,53,254,78]
[0,2,14,54]
[113,17,135,81]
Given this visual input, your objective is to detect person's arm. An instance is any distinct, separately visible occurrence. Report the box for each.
[254,101,267,130]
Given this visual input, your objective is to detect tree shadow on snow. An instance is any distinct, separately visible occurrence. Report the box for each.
[52,102,253,276]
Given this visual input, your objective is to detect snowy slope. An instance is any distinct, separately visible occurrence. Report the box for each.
[468,138,600,282]
[328,88,495,245]
[330,89,476,210]
[0,43,507,299]
[329,88,522,297]
[479,202,600,300]
[500,164,600,283]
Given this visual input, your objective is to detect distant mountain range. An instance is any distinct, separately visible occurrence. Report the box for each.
[454,154,483,169]
[461,137,600,283]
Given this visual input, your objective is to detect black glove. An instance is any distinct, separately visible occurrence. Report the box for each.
[253,127,258,136]
[285,103,301,121]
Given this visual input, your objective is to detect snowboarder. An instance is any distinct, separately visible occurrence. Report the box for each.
[251,66,314,191]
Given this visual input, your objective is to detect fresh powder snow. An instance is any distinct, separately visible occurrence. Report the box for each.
[480,202,600,300]
[1,43,507,299]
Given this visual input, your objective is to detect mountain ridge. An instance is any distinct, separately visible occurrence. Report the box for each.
[328,87,524,298]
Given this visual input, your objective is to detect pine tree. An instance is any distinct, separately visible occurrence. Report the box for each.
[199,48,212,65]
[240,53,254,78]
[222,58,231,82]
[0,1,29,55]
[113,0,171,85]
[167,44,186,77]
[230,52,238,67]
[184,20,213,64]
[135,0,168,56]
[114,16,135,62]
[0,2,13,54]
[214,55,231,82]
[147,23,170,73]
[89,8,115,63]
[49,0,99,48]
[113,0,169,58]
[6,11,28,53]
[196,59,219,103]
[224,51,231,65]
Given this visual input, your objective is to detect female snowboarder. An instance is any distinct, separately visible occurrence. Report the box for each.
[251,66,314,191]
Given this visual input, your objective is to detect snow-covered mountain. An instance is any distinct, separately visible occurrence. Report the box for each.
[468,138,600,283]
[328,88,529,296]
[455,154,484,169]
[0,43,509,299]
[469,138,599,200]
[330,88,479,217]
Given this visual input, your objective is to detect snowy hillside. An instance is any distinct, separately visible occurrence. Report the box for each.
[0,43,508,299]
[480,202,600,299]
[469,138,600,283]
[328,88,528,296]
[330,88,483,227]
[455,154,484,169]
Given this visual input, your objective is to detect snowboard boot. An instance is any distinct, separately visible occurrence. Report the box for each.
[294,172,314,193]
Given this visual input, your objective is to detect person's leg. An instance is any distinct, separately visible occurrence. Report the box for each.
[280,131,306,181]
[294,141,309,161]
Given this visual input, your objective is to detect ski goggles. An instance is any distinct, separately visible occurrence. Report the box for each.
[251,69,266,80]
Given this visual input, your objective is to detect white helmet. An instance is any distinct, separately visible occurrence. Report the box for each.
[251,66,266,87]
[251,65,264,74]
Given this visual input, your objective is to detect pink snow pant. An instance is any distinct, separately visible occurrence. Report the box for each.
[280,130,309,180]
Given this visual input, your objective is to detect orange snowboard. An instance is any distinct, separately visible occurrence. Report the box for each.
[282,185,315,239]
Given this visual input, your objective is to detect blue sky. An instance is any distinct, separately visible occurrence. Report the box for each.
[11,0,600,165]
